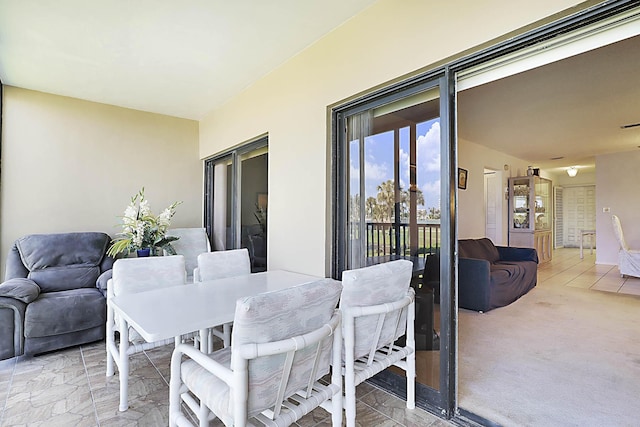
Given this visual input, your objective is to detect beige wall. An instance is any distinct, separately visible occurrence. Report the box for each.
[596,150,640,265]
[199,0,584,276]
[1,87,201,277]
[458,138,532,243]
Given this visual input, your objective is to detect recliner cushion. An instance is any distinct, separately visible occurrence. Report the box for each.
[16,232,109,292]
[29,266,100,293]
[24,288,106,338]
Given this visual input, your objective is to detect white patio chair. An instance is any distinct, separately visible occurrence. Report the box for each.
[339,259,416,427]
[194,248,251,349]
[166,227,211,282]
[612,215,640,278]
[106,255,192,411]
[169,278,343,427]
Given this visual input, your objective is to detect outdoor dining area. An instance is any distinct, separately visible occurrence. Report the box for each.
[0,224,418,427]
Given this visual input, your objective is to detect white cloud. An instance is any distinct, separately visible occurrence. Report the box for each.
[421,179,441,196]
[364,159,388,182]
[417,121,440,173]
[421,180,441,208]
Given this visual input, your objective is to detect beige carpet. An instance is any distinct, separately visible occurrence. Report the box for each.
[458,283,640,426]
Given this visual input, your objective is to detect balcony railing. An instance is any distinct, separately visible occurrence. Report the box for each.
[365,221,440,259]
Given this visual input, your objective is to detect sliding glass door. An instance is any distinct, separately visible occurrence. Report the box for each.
[204,137,268,272]
[333,73,455,415]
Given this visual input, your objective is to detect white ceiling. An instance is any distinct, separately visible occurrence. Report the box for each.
[0,0,378,120]
[1,2,639,173]
[458,34,640,174]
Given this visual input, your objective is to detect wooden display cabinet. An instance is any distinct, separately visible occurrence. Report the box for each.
[508,175,552,263]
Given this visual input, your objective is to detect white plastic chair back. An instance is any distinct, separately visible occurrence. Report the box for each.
[166,228,210,280]
[339,259,416,427]
[193,248,251,349]
[194,248,251,282]
[612,215,640,278]
[106,254,192,411]
[169,278,343,427]
[340,259,412,359]
[112,255,186,296]
[612,215,628,250]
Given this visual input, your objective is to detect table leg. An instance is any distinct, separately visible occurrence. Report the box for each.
[580,232,584,259]
[118,317,130,412]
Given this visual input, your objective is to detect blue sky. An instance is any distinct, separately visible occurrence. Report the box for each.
[350,118,441,210]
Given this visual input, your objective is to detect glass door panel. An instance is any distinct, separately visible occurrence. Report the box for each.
[239,147,268,272]
[208,155,233,251]
[205,138,268,271]
[344,86,442,393]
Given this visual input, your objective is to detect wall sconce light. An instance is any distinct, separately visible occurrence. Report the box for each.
[567,166,578,177]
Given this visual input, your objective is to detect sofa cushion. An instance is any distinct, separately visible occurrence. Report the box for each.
[459,238,500,263]
[24,288,106,338]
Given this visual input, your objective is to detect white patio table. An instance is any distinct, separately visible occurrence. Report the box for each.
[107,269,320,411]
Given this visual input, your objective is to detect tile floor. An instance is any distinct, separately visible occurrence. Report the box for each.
[0,339,453,426]
[3,248,618,427]
[537,247,640,296]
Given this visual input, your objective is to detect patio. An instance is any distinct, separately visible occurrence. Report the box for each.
[0,340,453,426]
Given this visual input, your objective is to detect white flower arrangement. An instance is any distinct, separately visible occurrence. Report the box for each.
[107,188,182,257]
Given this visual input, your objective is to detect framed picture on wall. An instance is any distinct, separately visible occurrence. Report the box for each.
[458,168,468,190]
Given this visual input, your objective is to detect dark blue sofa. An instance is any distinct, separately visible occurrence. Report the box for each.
[458,238,538,312]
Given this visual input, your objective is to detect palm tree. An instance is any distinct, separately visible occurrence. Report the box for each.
[375,180,396,222]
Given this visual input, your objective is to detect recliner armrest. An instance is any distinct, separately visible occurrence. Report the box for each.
[496,246,539,263]
[0,278,40,303]
[97,270,113,296]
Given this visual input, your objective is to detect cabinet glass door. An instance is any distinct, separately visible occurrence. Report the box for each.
[512,178,531,229]
[534,178,551,231]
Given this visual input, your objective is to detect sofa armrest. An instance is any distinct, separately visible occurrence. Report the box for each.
[0,278,40,303]
[458,258,492,312]
[496,246,539,263]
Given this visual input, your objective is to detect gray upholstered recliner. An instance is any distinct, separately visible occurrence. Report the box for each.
[0,232,114,360]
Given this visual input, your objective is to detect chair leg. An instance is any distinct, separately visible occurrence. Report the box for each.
[198,402,209,427]
[223,323,231,348]
[344,317,357,427]
[106,338,115,377]
[406,301,416,409]
[169,348,183,427]
[406,351,416,409]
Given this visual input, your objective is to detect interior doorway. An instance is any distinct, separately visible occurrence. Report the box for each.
[484,168,503,245]
[562,185,596,248]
